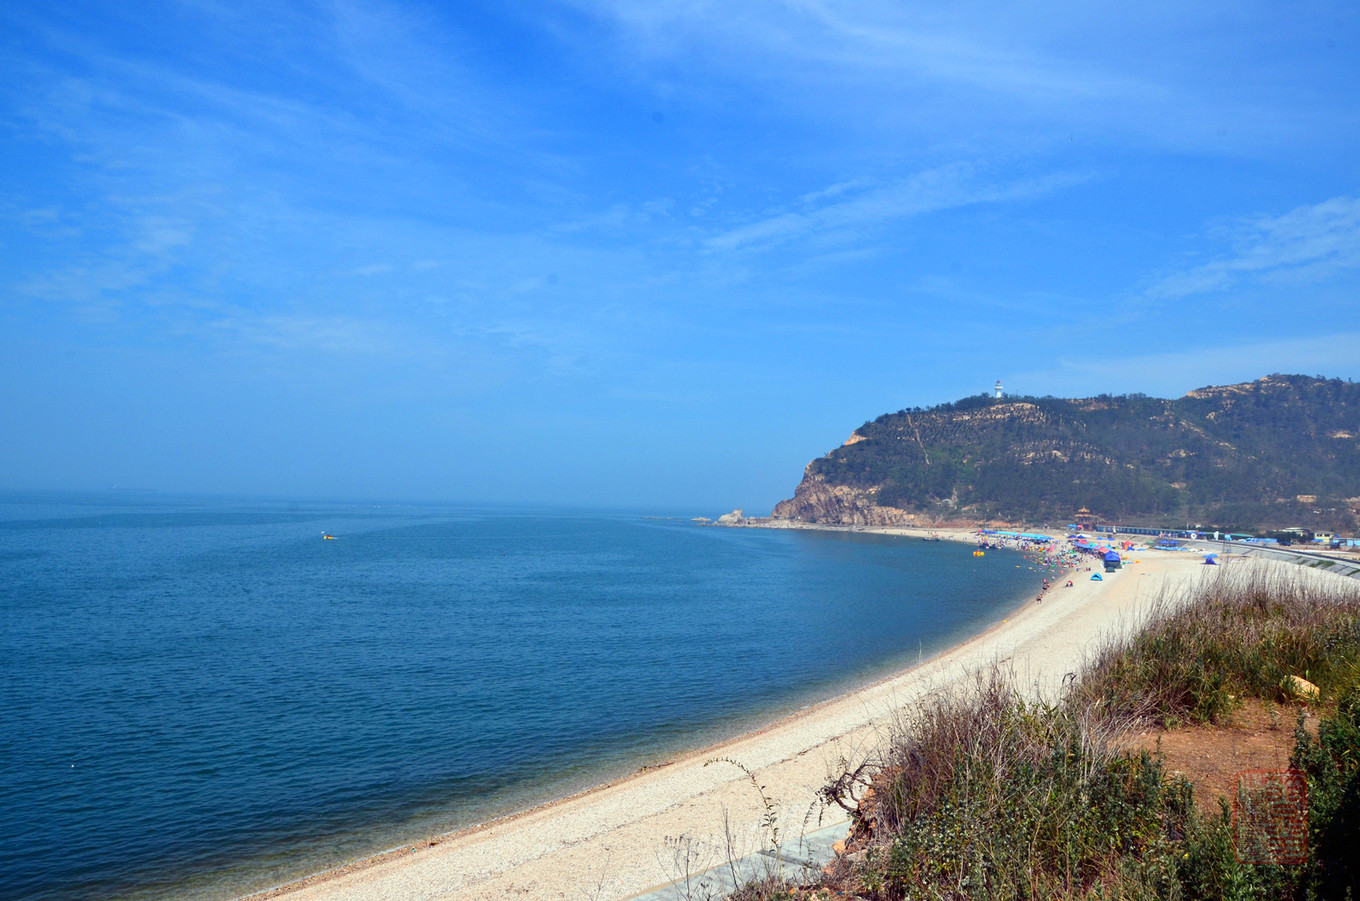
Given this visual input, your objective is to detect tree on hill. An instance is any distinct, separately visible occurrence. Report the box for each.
[780,375,1360,532]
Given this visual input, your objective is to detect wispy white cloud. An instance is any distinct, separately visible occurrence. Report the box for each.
[15,205,205,311]
[564,0,1161,139]
[131,216,195,255]
[1149,195,1360,299]
[569,0,1118,94]
[770,1,1150,103]
[324,0,517,147]
[796,177,875,205]
[210,314,402,357]
[552,199,677,235]
[349,263,393,277]
[1013,332,1360,400]
[557,0,1354,157]
[706,164,1092,252]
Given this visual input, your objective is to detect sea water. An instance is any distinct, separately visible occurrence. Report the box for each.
[0,493,1041,901]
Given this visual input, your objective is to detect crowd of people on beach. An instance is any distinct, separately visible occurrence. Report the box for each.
[974,530,1144,604]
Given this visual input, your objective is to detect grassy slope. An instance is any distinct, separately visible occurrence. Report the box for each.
[759,569,1360,901]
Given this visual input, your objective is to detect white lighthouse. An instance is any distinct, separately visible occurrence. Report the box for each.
[994,379,1004,399]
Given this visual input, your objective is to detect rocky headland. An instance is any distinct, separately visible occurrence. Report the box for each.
[767,374,1360,532]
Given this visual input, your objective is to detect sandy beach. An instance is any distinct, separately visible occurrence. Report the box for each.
[248,531,1212,901]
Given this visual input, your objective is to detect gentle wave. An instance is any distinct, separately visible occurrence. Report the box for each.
[0,494,1040,901]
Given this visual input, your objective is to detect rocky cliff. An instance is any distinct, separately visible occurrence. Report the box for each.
[771,465,914,525]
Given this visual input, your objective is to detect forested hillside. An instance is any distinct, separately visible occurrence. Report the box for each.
[773,375,1360,532]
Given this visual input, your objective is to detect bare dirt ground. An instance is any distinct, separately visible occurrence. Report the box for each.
[1129,699,1321,816]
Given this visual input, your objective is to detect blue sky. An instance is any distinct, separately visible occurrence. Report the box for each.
[2,1,1358,511]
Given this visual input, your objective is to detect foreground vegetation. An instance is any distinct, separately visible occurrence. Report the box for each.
[749,569,1360,900]
[1073,567,1360,729]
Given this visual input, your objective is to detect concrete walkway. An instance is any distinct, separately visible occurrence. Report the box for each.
[1195,539,1360,580]
[625,820,851,901]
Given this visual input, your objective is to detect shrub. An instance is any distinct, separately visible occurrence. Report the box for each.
[1291,684,1360,899]
[859,672,1181,899]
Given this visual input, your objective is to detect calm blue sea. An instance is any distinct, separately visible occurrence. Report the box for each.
[0,493,1041,901]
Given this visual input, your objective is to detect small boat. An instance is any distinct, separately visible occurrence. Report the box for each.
[322,533,336,540]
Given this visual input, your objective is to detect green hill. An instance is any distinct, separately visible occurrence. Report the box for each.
[772,374,1360,533]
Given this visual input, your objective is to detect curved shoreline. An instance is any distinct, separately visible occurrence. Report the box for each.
[240,528,1210,901]
[243,539,1039,899]
[235,528,1037,895]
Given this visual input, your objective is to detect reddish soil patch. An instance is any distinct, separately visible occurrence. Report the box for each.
[1126,699,1321,815]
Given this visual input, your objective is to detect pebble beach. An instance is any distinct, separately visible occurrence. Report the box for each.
[248,528,1214,901]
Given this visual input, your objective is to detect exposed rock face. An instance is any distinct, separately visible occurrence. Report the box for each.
[771,466,916,526]
[716,508,745,525]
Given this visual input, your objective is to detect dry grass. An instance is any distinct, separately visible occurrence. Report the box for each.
[838,671,1180,899]
[810,568,1360,901]
[1074,568,1360,727]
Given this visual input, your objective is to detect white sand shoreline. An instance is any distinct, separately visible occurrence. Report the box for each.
[243,528,1208,901]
